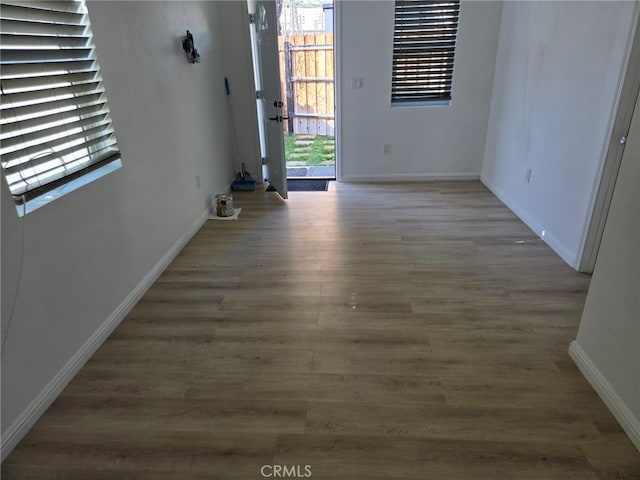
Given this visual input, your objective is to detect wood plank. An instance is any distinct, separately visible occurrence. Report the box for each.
[274,434,602,480]
[4,182,638,480]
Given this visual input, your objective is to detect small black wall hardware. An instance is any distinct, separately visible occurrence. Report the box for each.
[182,30,201,64]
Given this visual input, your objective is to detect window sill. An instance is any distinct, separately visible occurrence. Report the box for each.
[391,100,452,109]
[16,158,122,217]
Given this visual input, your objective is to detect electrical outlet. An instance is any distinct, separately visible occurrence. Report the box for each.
[383,144,391,155]
[195,175,201,189]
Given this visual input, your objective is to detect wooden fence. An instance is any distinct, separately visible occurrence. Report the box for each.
[278,33,334,136]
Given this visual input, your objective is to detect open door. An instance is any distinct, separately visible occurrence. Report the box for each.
[249,0,288,199]
[578,18,640,272]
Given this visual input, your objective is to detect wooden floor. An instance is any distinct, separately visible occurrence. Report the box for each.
[3,182,639,479]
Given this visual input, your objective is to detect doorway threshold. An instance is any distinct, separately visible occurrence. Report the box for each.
[286,166,335,179]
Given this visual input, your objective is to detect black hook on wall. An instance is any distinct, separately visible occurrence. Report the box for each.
[182,30,201,64]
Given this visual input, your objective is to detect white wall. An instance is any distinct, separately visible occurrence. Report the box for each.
[1,1,235,457]
[481,1,638,267]
[216,1,263,182]
[570,91,640,451]
[338,1,502,181]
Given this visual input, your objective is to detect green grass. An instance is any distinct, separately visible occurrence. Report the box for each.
[284,134,297,158]
[284,134,335,167]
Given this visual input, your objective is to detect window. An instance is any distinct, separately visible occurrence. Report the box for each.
[1,0,121,214]
[391,0,460,105]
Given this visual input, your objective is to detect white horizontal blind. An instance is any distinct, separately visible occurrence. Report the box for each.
[392,0,460,104]
[1,0,120,205]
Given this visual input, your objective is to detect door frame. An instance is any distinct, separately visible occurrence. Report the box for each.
[334,0,342,182]
[577,8,640,273]
[278,1,340,182]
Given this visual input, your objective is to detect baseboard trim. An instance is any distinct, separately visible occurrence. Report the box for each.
[341,173,480,182]
[480,174,577,268]
[0,208,210,461]
[569,341,640,452]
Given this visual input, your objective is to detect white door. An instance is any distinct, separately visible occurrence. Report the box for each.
[249,0,288,199]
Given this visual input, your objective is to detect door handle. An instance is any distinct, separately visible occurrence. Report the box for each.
[268,115,289,123]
